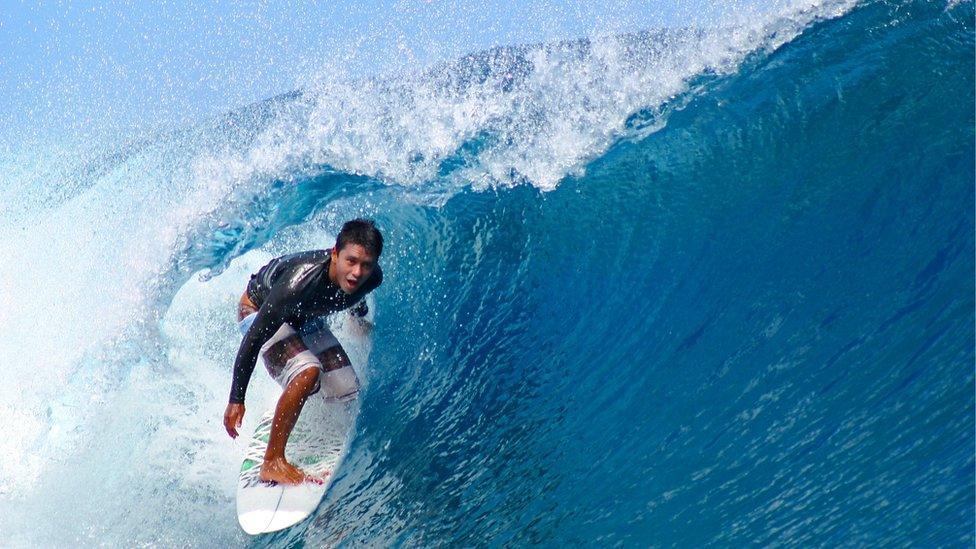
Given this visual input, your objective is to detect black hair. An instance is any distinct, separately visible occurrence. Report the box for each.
[335,218,384,257]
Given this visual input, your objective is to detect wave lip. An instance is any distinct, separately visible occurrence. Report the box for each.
[288,0,859,192]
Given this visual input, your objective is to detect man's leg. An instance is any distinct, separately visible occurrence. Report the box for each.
[301,318,359,402]
[260,367,321,484]
[316,345,360,402]
[256,321,358,484]
[257,324,325,485]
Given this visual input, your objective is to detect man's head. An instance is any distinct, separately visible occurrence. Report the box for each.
[329,218,383,294]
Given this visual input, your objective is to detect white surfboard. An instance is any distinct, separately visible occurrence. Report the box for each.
[236,395,358,535]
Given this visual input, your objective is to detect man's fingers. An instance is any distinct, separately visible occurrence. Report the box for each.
[223,403,245,439]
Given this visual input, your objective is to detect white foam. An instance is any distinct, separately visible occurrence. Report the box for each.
[173,0,857,200]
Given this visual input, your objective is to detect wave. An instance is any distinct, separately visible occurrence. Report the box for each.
[0,0,972,546]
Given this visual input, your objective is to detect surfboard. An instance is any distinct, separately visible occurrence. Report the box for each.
[236,395,357,535]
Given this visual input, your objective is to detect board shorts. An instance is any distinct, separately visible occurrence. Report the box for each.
[238,314,360,402]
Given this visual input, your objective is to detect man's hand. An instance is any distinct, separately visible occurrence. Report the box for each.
[224,402,245,438]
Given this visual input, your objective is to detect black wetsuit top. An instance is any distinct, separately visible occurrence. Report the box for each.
[229,249,382,404]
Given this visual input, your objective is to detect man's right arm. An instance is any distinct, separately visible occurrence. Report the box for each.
[229,298,286,405]
[224,264,313,437]
[223,291,290,438]
[228,263,312,404]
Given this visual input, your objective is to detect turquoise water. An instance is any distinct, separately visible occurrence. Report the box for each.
[0,0,971,546]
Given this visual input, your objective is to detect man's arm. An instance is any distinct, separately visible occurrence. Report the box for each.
[223,282,296,438]
[229,263,319,405]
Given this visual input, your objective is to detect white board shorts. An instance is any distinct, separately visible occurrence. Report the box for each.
[238,314,360,402]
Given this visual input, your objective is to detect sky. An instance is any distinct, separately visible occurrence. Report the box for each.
[0,0,772,149]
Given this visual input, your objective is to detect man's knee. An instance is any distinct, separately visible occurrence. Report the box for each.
[286,367,321,396]
[296,367,319,382]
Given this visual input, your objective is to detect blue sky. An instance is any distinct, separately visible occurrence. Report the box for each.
[0,0,771,148]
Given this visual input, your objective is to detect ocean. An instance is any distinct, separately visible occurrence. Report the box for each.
[0,0,972,546]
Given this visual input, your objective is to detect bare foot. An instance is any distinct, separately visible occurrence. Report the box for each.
[260,457,323,485]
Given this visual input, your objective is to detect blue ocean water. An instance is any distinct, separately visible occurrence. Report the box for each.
[0,0,971,546]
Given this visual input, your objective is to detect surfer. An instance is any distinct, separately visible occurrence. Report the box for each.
[223,218,384,485]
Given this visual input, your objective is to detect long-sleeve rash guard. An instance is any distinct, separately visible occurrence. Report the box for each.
[229,249,382,404]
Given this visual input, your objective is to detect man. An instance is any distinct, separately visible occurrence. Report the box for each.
[224,218,383,485]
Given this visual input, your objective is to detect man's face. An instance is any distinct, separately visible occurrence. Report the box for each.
[331,243,377,294]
